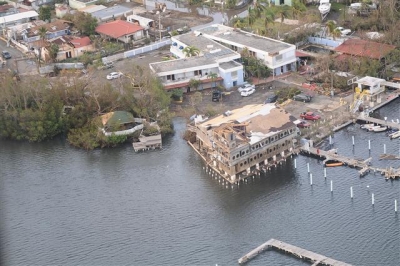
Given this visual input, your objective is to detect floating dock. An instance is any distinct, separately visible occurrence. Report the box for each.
[238,238,351,265]
[357,116,400,131]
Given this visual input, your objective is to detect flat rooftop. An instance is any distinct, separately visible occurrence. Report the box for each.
[173,33,238,60]
[92,5,131,20]
[357,76,385,87]
[150,56,218,74]
[219,61,241,70]
[195,24,294,54]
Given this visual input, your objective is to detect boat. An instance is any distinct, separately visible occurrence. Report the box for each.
[369,126,388,132]
[389,131,400,139]
[319,0,331,15]
[325,159,343,167]
[361,123,375,130]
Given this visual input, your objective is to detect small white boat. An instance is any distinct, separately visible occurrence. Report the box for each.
[361,123,375,130]
[369,126,387,132]
[319,0,331,15]
[389,131,400,139]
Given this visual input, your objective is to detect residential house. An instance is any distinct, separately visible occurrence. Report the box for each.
[79,4,107,14]
[22,0,54,9]
[43,35,94,61]
[188,104,297,183]
[69,0,101,10]
[195,24,297,77]
[0,10,38,29]
[126,14,154,31]
[149,32,244,91]
[91,5,132,22]
[334,39,396,72]
[0,5,17,17]
[95,20,145,44]
[55,4,70,18]
[23,20,72,43]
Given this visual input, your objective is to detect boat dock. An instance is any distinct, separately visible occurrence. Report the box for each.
[300,146,371,174]
[357,116,400,130]
[238,238,351,265]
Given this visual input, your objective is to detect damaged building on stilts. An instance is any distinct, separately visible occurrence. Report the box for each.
[187,104,299,184]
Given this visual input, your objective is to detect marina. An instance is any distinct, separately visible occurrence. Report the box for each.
[238,238,351,265]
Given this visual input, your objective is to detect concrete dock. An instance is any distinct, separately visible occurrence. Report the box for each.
[357,116,400,130]
[238,238,351,265]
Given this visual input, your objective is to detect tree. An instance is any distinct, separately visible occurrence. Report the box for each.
[207,72,218,88]
[65,12,98,36]
[182,46,200,57]
[48,43,59,62]
[263,10,275,32]
[38,6,51,22]
[189,78,201,91]
[38,26,47,40]
[325,20,336,36]
[277,5,290,23]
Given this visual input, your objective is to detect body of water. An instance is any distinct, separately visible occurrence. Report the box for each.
[1,111,399,265]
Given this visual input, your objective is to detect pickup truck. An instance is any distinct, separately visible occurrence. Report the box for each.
[300,112,321,121]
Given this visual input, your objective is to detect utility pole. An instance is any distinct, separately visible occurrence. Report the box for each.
[158,12,162,41]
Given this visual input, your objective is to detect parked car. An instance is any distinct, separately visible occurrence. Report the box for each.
[98,62,114,70]
[238,83,255,93]
[241,87,255,97]
[294,119,311,128]
[293,93,312,102]
[106,72,123,80]
[212,90,222,102]
[300,112,321,121]
[2,51,11,60]
[336,27,351,36]
[264,94,278,104]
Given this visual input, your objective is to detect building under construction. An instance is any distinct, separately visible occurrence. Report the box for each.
[187,104,298,183]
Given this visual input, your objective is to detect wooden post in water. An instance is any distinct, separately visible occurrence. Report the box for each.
[350,187,353,199]
[324,168,327,178]
[368,140,371,151]
[384,144,386,154]
[372,193,375,205]
[395,200,398,212]
[294,159,297,169]
[352,136,355,146]
[310,173,313,186]
[307,163,310,173]
[330,180,333,192]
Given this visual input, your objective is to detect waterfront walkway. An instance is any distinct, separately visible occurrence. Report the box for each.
[238,238,351,265]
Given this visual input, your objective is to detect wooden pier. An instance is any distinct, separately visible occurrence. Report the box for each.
[357,116,400,130]
[238,238,351,265]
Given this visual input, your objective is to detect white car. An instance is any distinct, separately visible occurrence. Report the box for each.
[106,72,122,80]
[238,83,255,93]
[336,27,351,36]
[241,87,255,97]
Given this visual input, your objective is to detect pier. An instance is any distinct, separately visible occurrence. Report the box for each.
[357,116,400,131]
[238,238,351,265]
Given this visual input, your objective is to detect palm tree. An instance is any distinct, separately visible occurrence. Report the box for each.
[207,72,218,88]
[253,1,266,18]
[331,28,342,40]
[247,7,256,26]
[182,46,200,57]
[38,26,47,40]
[277,6,290,23]
[325,20,336,37]
[263,9,275,32]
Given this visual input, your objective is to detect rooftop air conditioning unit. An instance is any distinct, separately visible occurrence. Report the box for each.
[223,32,231,35]
[207,45,213,49]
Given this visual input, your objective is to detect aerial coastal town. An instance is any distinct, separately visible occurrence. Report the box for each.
[1,0,400,172]
[1,1,400,265]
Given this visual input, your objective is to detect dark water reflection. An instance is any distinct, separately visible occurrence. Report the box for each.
[0,115,399,265]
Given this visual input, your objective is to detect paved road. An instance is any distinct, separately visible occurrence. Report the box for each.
[0,39,38,75]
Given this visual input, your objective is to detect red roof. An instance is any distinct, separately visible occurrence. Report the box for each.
[334,39,395,59]
[70,36,91,48]
[95,20,144,39]
[295,50,311,57]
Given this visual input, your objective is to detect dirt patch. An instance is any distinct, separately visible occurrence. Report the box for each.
[138,10,214,29]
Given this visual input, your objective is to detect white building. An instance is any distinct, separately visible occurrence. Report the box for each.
[150,33,244,92]
[195,24,297,77]
[0,11,38,29]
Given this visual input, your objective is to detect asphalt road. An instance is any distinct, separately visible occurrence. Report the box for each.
[0,39,38,75]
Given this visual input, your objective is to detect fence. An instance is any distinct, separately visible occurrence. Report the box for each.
[102,39,172,63]
[307,37,343,48]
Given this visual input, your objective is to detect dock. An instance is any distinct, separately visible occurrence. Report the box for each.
[238,238,351,265]
[357,116,400,130]
[132,134,162,152]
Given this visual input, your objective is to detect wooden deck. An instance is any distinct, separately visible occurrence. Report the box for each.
[238,238,351,265]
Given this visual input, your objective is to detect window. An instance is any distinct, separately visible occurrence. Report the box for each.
[167,74,175,81]
[194,70,202,76]
[276,54,283,61]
